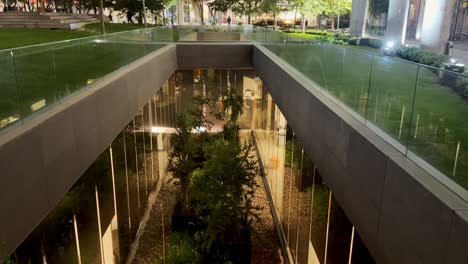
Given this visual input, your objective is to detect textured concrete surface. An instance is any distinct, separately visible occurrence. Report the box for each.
[176,43,252,70]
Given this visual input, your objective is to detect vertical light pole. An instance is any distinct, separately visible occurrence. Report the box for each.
[99,0,105,34]
[142,0,148,28]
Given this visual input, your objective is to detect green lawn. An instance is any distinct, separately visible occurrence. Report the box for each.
[0,23,148,50]
[0,23,170,130]
[265,43,468,190]
[0,32,164,129]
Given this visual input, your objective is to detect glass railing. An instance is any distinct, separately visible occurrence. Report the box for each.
[176,25,257,41]
[1,24,466,198]
[0,27,172,131]
[261,35,468,198]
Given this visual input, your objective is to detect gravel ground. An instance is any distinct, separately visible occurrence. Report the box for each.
[251,173,284,264]
[132,174,178,264]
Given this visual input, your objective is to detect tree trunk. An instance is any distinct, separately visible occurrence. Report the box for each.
[248,14,251,24]
[199,3,204,24]
[274,13,277,29]
[293,6,297,28]
[302,14,305,33]
[138,11,143,24]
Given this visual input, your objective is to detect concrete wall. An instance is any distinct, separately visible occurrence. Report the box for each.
[176,43,252,70]
[253,44,468,264]
[0,44,177,260]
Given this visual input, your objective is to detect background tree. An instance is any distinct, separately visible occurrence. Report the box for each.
[114,0,165,24]
[231,0,264,24]
[295,0,325,32]
[206,0,232,24]
[323,0,352,29]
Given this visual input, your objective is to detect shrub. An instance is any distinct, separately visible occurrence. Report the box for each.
[166,232,201,264]
[317,35,335,43]
[455,76,468,99]
[368,38,384,49]
[348,37,359,45]
[334,33,352,43]
[306,29,330,36]
[396,46,448,68]
[333,39,345,45]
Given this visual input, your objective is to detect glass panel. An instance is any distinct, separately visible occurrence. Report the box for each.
[408,67,468,189]
[0,50,20,130]
[74,163,102,263]
[366,57,418,145]
[95,148,119,264]
[296,149,314,264]
[125,121,141,237]
[309,172,330,264]
[340,48,373,116]
[326,194,353,264]
[13,47,58,120]
[111,132,132,261]
[264,43,328,88]
[351,230,376,263]
[286,132,299,259]
[42,197,79,264]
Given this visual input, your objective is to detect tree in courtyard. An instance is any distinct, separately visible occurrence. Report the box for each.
[168,113,198,213]
[189,137,260,260]
[168,95,213,213]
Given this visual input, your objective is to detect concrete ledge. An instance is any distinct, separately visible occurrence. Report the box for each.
[0,44,177,259]
[253,44,468,264]
[176,43,253,70]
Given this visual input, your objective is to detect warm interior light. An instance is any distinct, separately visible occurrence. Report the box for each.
[31,99,46,112]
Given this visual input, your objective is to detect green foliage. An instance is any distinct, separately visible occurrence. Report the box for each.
[189,95,214,131]
[317,35,335,43]
[166,232,201,264]
[189,136,259,260]
[366,38,383,49]
[214,87,244,125]
[168,113,199,212]
[114,0,166,23]
[207,0,232,12]
[348,37,359,45]
[396,46,448,68]
[454,76,468,99]
[231,0,265,23]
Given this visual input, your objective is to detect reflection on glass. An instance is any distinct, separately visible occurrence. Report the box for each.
[408,67,468,189]
[112,132,132,261]
[74,161,102,264]
[367,57,418,144]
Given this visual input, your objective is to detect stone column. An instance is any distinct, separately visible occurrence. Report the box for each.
[420,0,457,53]
[385,0,411,44]
[415,0,426,41]
[350,0,369,36]
[177,0,184,25]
